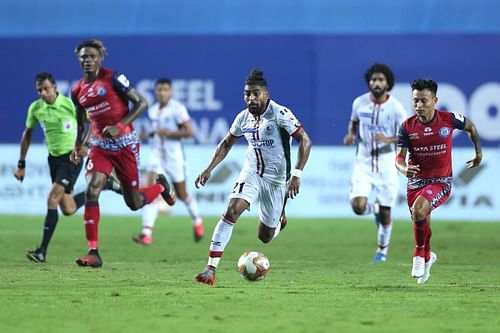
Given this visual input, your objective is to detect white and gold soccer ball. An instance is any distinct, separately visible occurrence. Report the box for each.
[237,251,270,281]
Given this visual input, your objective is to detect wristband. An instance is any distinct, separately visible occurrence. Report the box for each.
[291,168,302,178]
[116,121,127,134]
[17,160,26,169]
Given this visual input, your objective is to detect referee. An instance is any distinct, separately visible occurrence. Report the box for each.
[14,73,87,263]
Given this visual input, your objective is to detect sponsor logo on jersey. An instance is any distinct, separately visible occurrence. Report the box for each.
[97,86,107,96]
[409,132,419,140]
[439,127,451,138]
[427,190,433,195]
[423,127,434,136]
[453,112,465,123]
[265,124,274,135]
[359,112,374,119]
[242,127,257,134]
[251,139,275,147]
[117,74,130,88]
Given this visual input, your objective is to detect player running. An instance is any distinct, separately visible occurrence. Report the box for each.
[343,63,407,263]
[14,73,87,263]
[70,39,176,268]
[133,78,204,245]
[194,69,312,285]
[396,78,482,284]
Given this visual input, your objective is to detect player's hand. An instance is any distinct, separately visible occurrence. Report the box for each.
[374,134,389,143]
[343,134,355,145]
[70,149,83,165]
[14,168,25,182]
[405,164,420,178]
[157,129,174,138]
[466,153,483,169]
[287,176,301,199]
[195,169,211,189]
[79,145,89,157]
[103,125,121,138]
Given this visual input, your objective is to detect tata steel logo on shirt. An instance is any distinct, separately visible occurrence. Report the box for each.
[439,127,451,138]
[251,139,275,147]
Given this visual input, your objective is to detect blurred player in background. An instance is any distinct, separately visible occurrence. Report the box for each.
[70,39,176,268]
[133,78,204,245]
[14,73,86,263]
[194,69,312,285]
[343,63,407,263]
[396,78,482,284]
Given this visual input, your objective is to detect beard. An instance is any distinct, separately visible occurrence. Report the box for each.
[370,87,386,99]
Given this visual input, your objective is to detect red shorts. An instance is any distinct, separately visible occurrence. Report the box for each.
[407,182,452,212]
[86,145,140,190]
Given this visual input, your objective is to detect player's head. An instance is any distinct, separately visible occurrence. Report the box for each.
[75,39,107,75]
[411,78,438,118]
[244,69,269,115]
[364,63,394,99]
[155,78,172,105]
[34,72,57,104]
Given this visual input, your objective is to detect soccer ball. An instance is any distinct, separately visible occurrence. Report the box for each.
[237,251,270,281]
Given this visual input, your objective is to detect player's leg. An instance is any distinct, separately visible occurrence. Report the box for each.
[256,180,286,243]
[196,174,258,285]
[372,173,398,263]
[75,147,112,268]
[115,145,175,211]
[195,198,249,286]
[58,155,86,216]
[133,171,158,245]
[173,180,204,242]
[350,164,379,223]
[409,194,431,278]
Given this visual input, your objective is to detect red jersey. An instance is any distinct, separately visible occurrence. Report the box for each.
[71,67,133,139]
[398,110,466,180]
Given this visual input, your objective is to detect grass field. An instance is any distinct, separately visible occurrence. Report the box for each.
[0,215,499,333]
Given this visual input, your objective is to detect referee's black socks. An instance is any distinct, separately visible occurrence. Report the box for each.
[39,209,59,254]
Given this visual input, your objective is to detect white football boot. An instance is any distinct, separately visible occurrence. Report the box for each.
[417,252,437,285]
[411,256,425,278]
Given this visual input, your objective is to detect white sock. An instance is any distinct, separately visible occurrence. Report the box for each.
[142,200,159,236]
[377,222,393,252]
[183,195,202,226]
[363,203,374,216]
[272,224,281,239]
[207,216,235,268]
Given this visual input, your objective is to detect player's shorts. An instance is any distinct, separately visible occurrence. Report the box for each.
[48,152,83,194]
[407,179,452,212]
[86,144,140,190]
[349,160,399,207]
[228,171,286,228]
[147,152,186,183]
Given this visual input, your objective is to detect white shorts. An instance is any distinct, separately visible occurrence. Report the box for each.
[349,160,399,207]
[228,171,286,228]
[147,153,186,183]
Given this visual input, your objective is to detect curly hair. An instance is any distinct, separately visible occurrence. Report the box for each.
[364,63,395,91]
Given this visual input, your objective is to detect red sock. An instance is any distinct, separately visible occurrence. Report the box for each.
[425,225,432,261]
[413,219,429,257]
[140,184,163,205]
[84,201,100,249]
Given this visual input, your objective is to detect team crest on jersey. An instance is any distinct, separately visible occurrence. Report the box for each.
[427,190,433,195]
[439,127,450,138]
[97,86,107,96]
[265,124,274,135]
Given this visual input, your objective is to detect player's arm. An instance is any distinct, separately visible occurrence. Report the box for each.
[195,132,238,188]
[287,128,312,199]
[157,121,194,139]
[343,120,358,145]
[463,118,482,168]
[103,88,148,137]
[395,124,420,178]
[71,103,90,164]
[13,127,33,182]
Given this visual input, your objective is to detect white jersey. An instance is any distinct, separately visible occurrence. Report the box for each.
[148,99,191,163]
[351,93,407,170]
[230,100,302,185]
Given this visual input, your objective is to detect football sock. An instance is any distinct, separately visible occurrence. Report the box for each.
[362,204,374,215]
[140,184,164,206]
[84,201,100,250]
[272,223,281,239]
[377,222,392,250]
[182,195,202,225]
[425,223,432,261]
[413,219,429,257]
[141,201,159,236]
[73,191,86,210]
[39,209,59,253]
[207,215,235,269]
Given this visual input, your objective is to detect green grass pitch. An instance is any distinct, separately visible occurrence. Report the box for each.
[0,215,499,333]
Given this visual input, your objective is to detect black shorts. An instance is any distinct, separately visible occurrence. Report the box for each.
[48,152,83,194]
